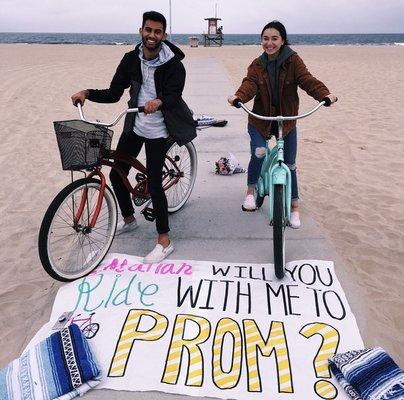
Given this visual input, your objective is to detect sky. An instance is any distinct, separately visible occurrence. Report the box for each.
[1,0,403,34]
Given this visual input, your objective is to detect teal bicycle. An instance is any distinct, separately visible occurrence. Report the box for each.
[235,99,332,279]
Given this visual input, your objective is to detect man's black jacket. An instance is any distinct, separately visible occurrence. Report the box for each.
[87,41,196,146]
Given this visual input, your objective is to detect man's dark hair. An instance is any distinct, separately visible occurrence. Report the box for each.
[261,20,290,45]
[142,11,167,32]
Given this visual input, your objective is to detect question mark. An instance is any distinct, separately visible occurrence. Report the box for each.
[299,322,340,399]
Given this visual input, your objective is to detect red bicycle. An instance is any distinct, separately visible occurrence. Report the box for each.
[38,104,197,282]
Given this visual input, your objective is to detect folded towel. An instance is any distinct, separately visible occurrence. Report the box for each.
[0,324,102,399]
[194,114,228,128]
[329,347,404,400]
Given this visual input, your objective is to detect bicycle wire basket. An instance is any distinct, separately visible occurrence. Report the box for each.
[53,120,113,171]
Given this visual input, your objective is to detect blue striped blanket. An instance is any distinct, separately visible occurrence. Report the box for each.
[0,324,102,399]
[329,348,404,400]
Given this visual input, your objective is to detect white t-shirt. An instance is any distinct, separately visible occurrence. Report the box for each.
[133,43,174,139]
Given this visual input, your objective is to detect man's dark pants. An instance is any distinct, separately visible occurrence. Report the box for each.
[109,132,170,234]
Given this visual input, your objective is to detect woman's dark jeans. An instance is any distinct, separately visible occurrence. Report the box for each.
[247,124,299,201]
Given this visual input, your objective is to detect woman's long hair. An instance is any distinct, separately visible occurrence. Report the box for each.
[261,20,289,47]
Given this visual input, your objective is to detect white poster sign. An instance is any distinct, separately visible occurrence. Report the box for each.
[29,254,363,400]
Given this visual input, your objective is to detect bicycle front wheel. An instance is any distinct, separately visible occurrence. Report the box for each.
[38,178,118,282]
[273,184,285,279]
[164,141,197,213]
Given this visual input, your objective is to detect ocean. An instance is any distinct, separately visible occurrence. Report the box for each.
[1,32,404,46]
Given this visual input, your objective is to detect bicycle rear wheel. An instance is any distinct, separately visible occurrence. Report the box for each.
[164,142,197,213]
[38,178,117,282]
[82,323,100,339]
[273,184,285,279]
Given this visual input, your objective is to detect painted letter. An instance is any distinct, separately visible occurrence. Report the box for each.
[162,314,211,386]
[212,318,242,389]
[108,309,168,377]
[243,320,293,393]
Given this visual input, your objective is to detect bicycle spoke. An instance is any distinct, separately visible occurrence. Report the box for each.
[43,181,117,278]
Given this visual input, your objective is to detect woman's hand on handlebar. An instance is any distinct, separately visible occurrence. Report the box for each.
[71,90,89,106]
[227,95,238,106]
[324,93,338,106]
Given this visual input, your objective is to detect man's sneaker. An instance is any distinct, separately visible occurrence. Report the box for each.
[143,242,174,264]
[115,219,138,236]
[290,211,301,229]
[242,194,256,211]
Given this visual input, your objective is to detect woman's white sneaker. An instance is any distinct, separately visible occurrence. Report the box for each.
[242,194,256,211]
[290,211,301,229]
[143,242,174,264]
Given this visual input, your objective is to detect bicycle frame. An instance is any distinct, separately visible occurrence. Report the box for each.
[259,132,292,225]
[238,101,327,225]
[72,104,185,229]
[72,147,182,229]
[70,313,95,327]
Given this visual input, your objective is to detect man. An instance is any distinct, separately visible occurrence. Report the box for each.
[71,11,196,263]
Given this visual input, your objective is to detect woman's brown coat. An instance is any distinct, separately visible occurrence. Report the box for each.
[235,53,330,138]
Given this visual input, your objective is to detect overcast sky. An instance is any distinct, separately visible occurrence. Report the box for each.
[1,0,403,34]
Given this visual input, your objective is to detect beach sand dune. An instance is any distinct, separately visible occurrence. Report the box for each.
[0,44,403,368]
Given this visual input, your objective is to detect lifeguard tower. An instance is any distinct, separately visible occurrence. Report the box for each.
[202,17,223,47]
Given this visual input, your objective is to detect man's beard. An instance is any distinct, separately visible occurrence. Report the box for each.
[142,35,162,51]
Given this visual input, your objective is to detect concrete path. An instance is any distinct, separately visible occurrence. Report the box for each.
[87,56,364,399]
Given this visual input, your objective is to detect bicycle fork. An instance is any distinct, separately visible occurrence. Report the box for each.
[73,168,106,231]
[268,150,292,225]
[259,137,292,226]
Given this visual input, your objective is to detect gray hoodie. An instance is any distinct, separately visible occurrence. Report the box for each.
[133,42,175,139]
[259,45,296,114]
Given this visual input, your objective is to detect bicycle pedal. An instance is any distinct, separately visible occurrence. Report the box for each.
[135,172,147,183]
[133,197,148,206]
[142,207,156,222]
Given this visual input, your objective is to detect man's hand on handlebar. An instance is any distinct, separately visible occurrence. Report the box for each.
[144,99,163,114]
[71,90,89,106]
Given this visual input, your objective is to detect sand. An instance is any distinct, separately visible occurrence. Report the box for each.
[0,43,403,370]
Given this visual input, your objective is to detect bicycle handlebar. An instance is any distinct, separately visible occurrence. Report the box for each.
[77,97,333,127]
[234,99,332,122]
[77,103,145,127]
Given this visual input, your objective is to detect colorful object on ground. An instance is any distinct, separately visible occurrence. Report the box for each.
[0,324,102,400]
[215,152,246,175]
[329,347,404,400]
[194,114,228,127]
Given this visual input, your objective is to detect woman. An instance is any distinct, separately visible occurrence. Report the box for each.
[228,21,337,228]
